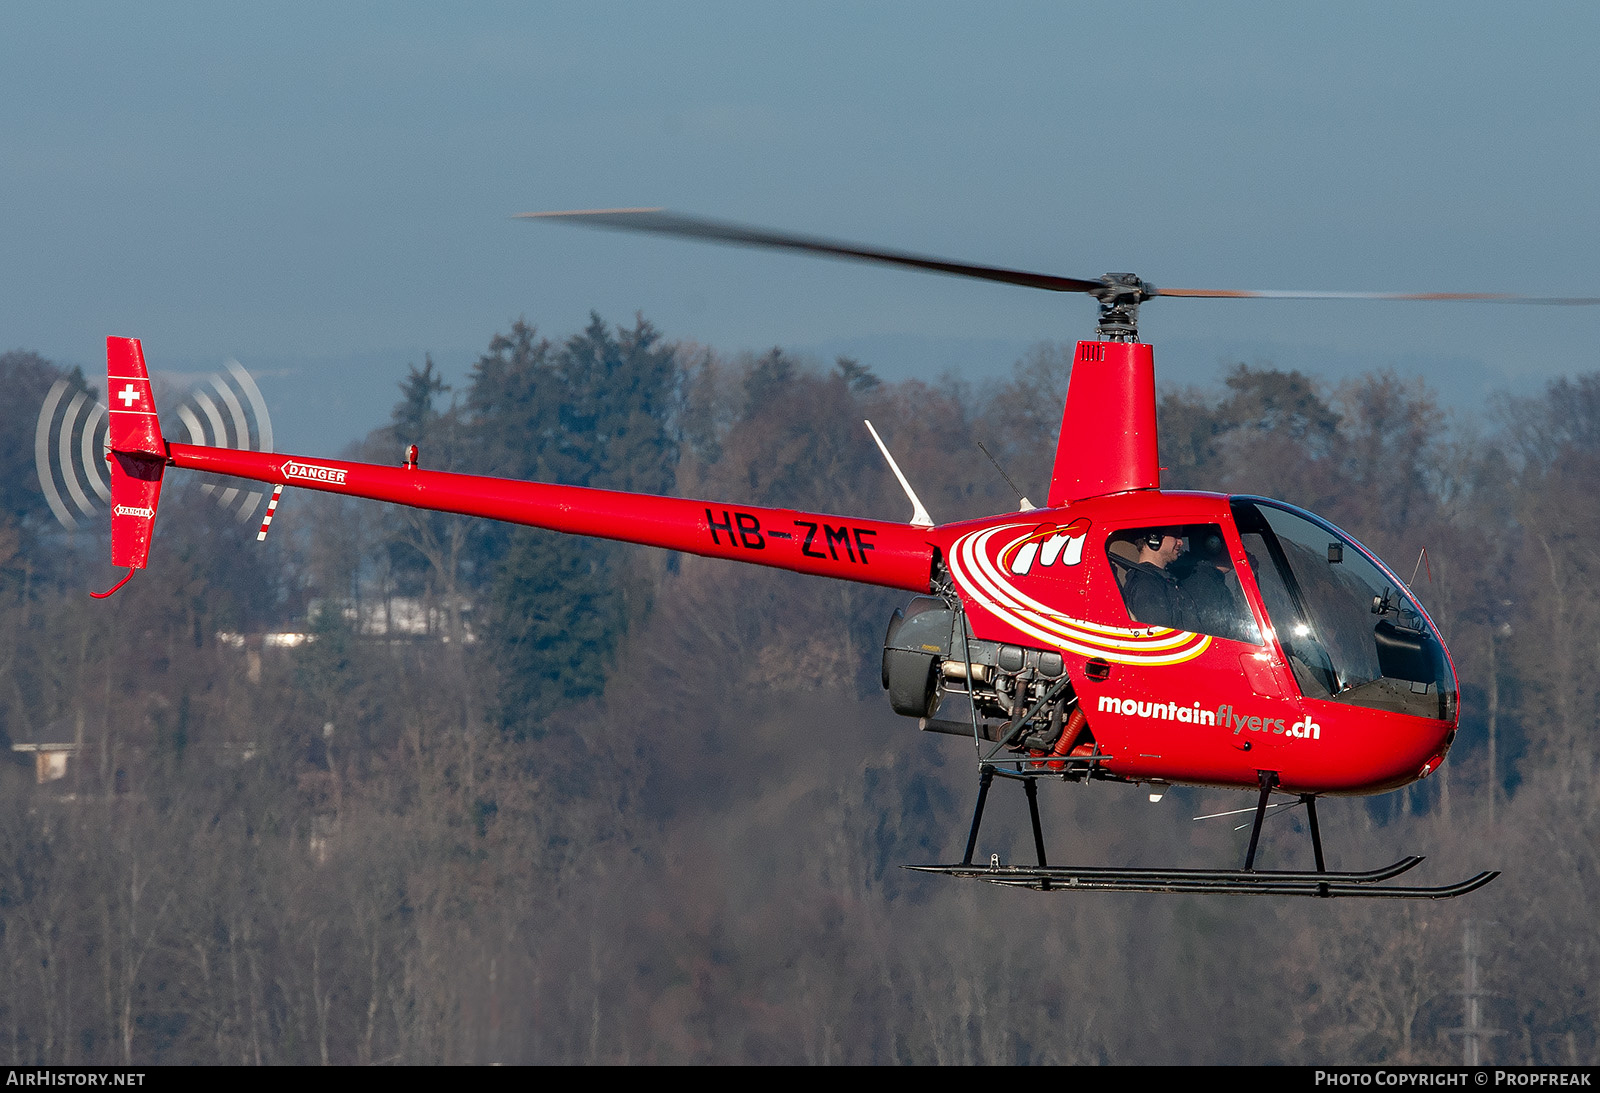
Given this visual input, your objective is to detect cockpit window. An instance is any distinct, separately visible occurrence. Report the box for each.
[1106,523,1262,645]
[1230,499,1456,720]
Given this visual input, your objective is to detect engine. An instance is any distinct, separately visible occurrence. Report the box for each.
[881,596,1086,753]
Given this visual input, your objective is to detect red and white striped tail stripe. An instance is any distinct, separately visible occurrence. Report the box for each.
[256,485,283,542]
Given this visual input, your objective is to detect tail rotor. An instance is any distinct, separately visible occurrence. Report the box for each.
[34,353,276,531]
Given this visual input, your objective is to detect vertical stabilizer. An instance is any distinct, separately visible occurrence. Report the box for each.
[105,337,167,570]
[1045,340,1160,506]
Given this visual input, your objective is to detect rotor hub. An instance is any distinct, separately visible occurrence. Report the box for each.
[1091,274,1156,342]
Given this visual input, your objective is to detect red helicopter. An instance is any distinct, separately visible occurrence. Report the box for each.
[98,209,1593,897]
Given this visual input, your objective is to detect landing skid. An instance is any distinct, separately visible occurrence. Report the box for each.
[907,857,1500,898]
[914,764,1499,899]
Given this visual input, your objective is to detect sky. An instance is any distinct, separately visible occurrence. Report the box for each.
[5,2,1600,453]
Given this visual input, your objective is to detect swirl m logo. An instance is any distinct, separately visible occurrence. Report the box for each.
[1003,517,1092,575]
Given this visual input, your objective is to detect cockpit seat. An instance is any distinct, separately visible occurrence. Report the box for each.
[1106,535,1142,587]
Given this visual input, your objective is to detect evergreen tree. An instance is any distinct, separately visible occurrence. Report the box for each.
[463,314,683,739]
[383,354,473,615]
[466,318,555,483]
[546,312,681,495]
[391,354,447,451]
[834,354,879,393]
[0,350,82,526]
[743,347,795,421]
[488,528,621,739]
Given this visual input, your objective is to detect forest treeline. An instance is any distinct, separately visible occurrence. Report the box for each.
[0,323,1595,1064]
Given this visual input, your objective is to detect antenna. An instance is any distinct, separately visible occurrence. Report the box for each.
[977,441,1034,511]
[863,420,934,528]
[1410,546,1433,587]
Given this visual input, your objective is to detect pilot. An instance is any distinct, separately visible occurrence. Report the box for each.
[1122,529,1198,630]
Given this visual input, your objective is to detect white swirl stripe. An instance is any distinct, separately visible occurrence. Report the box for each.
[961,527,1203,656]
[949,523,1210,666]
[964,528,1189,643]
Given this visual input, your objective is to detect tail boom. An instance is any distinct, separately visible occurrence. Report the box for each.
[166,442,936,593]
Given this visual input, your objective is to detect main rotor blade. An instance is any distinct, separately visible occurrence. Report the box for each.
[516,208,1103,295]
[1153,287,1600,305]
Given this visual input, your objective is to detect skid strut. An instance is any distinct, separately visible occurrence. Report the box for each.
[1242,771,1278,870]
[960,766,996,867]
[1304,793,1326,873]
[960,762,1052,870]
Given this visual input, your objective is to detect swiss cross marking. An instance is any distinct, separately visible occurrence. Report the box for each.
[117,383,140,408]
